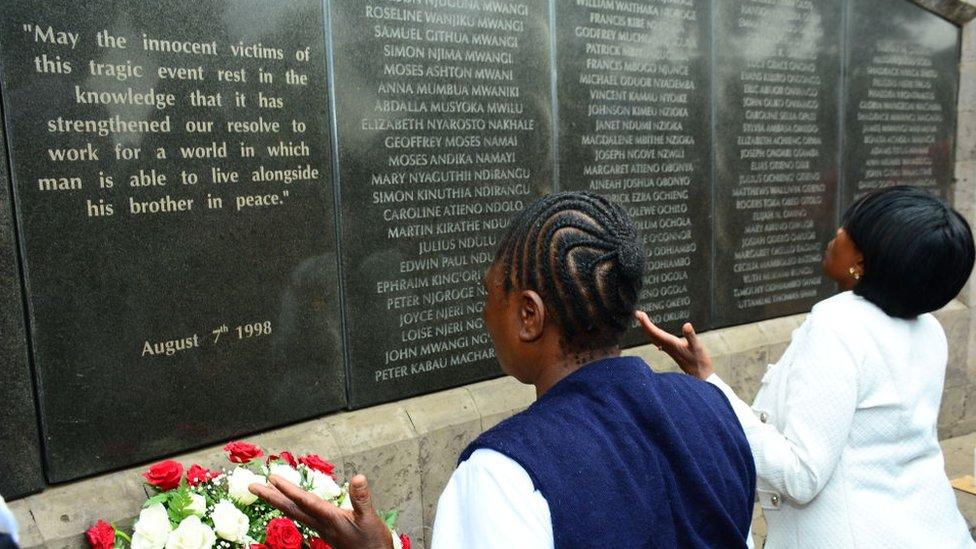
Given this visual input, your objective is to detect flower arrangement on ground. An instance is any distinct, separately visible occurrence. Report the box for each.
[86,441,410,549]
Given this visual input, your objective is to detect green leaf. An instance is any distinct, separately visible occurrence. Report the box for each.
[165,478,196,526]
[144,493,169,507]
[113,526,132,543]
[379,509,399,530]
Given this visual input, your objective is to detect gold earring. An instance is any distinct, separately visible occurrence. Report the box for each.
[849,267,861,281]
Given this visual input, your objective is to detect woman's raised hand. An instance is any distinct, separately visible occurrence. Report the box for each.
[250,474,394,549]
[634,311,714,380]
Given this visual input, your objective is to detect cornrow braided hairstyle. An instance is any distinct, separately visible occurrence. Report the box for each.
[494,191,645,352]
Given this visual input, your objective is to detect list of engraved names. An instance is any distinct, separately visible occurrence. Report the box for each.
[558,0,710,330]
[714,0,840,322]
[333,0,551,404]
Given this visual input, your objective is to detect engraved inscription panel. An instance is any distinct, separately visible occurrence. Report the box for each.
[0,0,344,481]
[843,0,959,209]
[332,0,553,407]
[556,0,711,341]
[712,0,841,326]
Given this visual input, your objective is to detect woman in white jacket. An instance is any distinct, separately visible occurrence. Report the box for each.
[639,186,976,548]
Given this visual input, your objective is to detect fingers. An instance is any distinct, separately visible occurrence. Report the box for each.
[269,475,337,518]
[682,323,700,348]
[250,481,319,527]
[348,474,376,519]
[633,310,680,348]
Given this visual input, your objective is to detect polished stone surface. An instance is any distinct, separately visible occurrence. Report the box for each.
[0,106,44,498]
[711,0,842,326]
[331,0,554,407]
[0,0,344,482]
[555,0,712,341]
[842,0,961,209]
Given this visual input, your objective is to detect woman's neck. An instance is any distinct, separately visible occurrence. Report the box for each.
[534,346,621,398]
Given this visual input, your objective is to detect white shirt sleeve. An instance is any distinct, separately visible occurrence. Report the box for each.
[706,320,859,505]
[431,448,554,549]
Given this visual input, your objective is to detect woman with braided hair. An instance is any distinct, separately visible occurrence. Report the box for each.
[251,191,757,548]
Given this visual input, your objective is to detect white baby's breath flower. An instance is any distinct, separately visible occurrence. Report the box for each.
[227,467,265,506]
[187,493,206,516]
[211,500,250,542]
[165,515,216,549]
[130,504,173,549]
[268,463,302,487]
[309,470,342,500]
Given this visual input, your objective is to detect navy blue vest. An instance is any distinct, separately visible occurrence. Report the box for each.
[459,356,755,548]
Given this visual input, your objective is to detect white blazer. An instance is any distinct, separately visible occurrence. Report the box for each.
[710,291,973,548]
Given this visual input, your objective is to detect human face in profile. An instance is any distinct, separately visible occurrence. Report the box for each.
[482,262,517,377]
[822,227,862,291]
[482,261,541,383]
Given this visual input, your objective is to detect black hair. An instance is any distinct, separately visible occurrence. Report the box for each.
[843,185,975,319]
[493,191,645,352]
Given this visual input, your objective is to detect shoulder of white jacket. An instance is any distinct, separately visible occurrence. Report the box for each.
[810,291,864,319]
[806,291,887,336]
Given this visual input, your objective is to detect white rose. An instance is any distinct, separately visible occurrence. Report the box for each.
[391,530,403,549]
[186,493,206,517]
[165,515,216,549]
[210,499,250,542]
[227,467,265,506]
[130,504,173,549]
[268,463,302,486]
[309,470,342,500]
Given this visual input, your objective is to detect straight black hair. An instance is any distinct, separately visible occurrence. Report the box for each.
[494,191,645,352]
[843,186,975,319]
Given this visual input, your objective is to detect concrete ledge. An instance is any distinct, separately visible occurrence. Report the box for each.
[8,301,971,548]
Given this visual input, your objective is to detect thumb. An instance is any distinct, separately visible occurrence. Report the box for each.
[349,474,376,519]
[682,322,700,348]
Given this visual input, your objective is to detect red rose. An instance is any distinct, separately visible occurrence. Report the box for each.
[308,537,332,549]
[400,534,411,549]
[298,454,335,477]
[142,460,183,491]
[224,441,263,464]
[85,520,115,549]
[249,545,268,549]
[265,518,303,549]
[186,464,218,486]
[267,451,297,467]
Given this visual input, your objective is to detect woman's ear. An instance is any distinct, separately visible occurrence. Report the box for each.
[852,241,865,276]
[518,290,546,342]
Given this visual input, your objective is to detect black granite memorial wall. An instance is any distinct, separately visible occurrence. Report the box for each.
[0,106,44,498]
[843,0,960,210]
[712,0,843,326]
[331,0,553,408]
[555,0,712,341]
[0,0,963,484]
[0,0,345,481]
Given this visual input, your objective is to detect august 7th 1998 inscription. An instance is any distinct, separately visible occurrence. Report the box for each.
[0,0,345,481]
[555,0,712,342]
[711,0,841,327]
[331,0,553,408]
